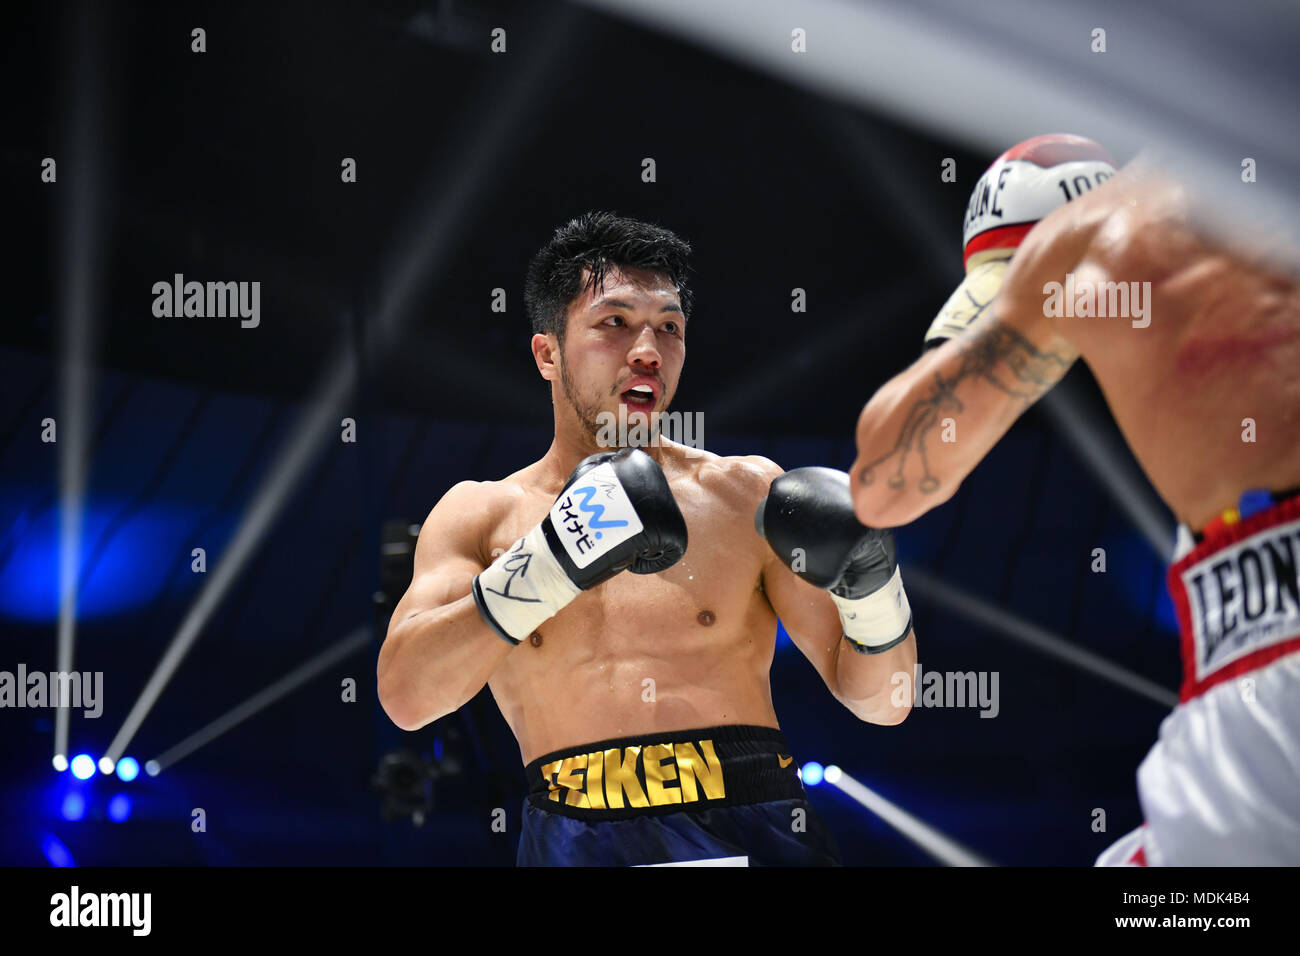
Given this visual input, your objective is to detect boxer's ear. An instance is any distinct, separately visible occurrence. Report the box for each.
[533,332,559,380]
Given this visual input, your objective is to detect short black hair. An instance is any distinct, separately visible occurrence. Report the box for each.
[524,211,693,345]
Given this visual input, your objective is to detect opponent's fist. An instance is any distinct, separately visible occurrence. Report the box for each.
[473,448,686,644]
[755,466,911,652]
[925,134,1116,348]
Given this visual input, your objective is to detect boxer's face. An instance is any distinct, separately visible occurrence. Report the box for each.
[547,265,685,440]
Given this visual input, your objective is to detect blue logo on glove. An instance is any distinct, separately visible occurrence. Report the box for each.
[571,484,630,539]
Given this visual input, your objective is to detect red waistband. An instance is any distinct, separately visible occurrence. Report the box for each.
[1168,494,1300,702]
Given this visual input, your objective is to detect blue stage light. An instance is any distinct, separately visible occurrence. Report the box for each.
[70,754,96,780]
[800,761,825,786]
[115,757,140,782]
[107,793,132,822]
[0,495,199,622]
[60,792,86,821]
[42,834,75,867]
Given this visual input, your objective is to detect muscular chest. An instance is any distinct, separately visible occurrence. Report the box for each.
[483,483,767,640]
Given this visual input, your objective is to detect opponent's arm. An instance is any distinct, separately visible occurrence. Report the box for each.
[752,460,916,726]
[850,135,1121,528]
[849,278,1080,529]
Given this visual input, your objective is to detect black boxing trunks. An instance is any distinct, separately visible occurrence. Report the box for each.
[515,724,841,866]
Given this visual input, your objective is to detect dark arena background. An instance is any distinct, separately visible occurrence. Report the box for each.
[2,0,1297,880]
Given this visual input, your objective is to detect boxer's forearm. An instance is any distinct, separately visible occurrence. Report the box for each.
[851,320,1078,528]
[377,593,512,731]
[835,630,917,725]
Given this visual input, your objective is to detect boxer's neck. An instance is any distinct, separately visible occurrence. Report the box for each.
[543,418,669,491]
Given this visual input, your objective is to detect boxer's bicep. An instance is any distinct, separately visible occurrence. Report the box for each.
[761,554,851,705]
[379,484,506,731]
[388,482,489,631]
[739,455,849,702]
[390,555,481,631]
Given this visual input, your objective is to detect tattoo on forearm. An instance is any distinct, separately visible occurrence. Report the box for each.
[858,324,1073,493]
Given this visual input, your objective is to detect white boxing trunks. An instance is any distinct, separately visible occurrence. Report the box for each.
[1097,493,1300,866]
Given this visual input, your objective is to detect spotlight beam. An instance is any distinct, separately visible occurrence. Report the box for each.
[103,384,355,764]
[54,0,110,767]
[146,626,370,775]
[904,565,1179,709]
[824,765,993,866]
[101,6,587,765]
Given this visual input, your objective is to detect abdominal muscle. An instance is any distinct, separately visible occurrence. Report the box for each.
[482,488,782,766]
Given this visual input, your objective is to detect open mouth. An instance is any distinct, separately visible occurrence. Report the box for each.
[620,385,656,409]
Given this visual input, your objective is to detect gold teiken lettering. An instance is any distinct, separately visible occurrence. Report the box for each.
[673,740,726,802]
[538,738,727,809]
[557,754,589,809]
[584,750,606,809]
[643,743,681,805]
[604,746,648,809]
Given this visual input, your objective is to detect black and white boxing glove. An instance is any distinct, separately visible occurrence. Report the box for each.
[472,448,688,645]
[755,467,911,654]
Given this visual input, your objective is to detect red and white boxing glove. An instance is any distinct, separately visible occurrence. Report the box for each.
[924,133,1117,348]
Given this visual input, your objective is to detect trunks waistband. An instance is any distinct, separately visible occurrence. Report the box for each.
[523,724,806,821]
[1169,492,1300,702]
[1192,485,1300,544]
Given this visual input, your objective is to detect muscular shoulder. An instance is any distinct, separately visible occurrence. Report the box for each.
[419,476,527,564]
[694,452,782,508]
[432,476,521,519]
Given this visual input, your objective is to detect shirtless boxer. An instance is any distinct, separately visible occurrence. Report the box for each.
[850,134,1300,865]
[377,212,918,866]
